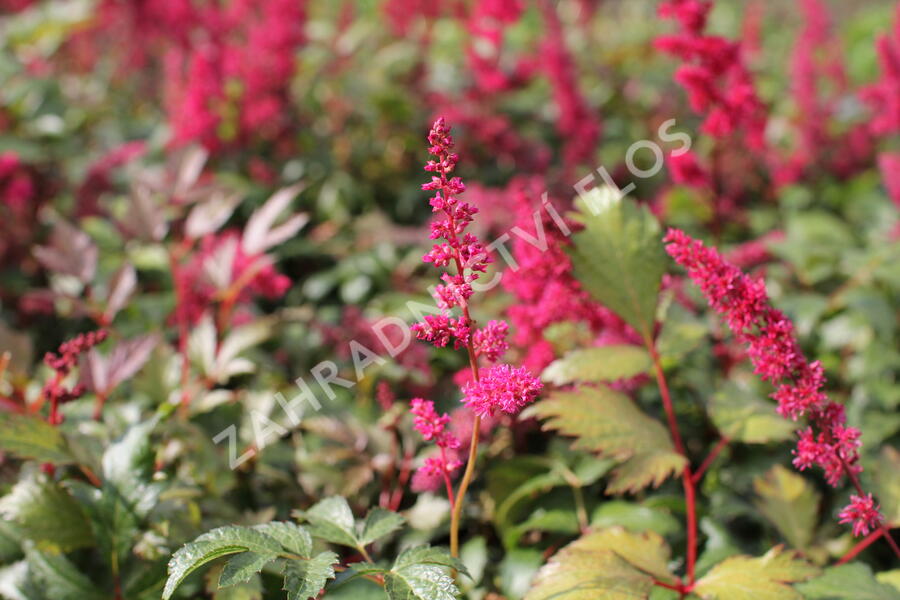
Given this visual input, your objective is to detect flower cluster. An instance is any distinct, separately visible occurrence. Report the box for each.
[411,118,493,348]
[42,330,108,425]
[655,0,766,148]
[539,0,601,170]
[838,494,884,538]
[409,398,462,494]
[462,364,542,418]
[664,228,880,536]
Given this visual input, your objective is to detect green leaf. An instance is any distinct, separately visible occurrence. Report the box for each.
[283,551,339,600]
[384,547,466,600]
[219,552,278,587]
[578,527,676,583]
[24,543,105,600]
[693,546,819,600]
[162,526,284,599]
[296,496,359,547]
[252,522,312,557]
[525,385,687,494]
[0,477,93,553]
[101,418,159,517]
[359,508,405,546]
[796,563,900,600]
[707,384,795,444]
[591,501,681,537]
[542,345,652,386]
[524,531,656,600]
[0,414,72,464]
[392,546,468,576]
[567,191,665,342]
[753,465,820,550]
[877,570,900,594]
[873,447,900,525]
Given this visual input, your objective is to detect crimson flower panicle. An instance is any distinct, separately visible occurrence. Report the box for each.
[839,494,884,538]
[462,364,543,418]
[664,228,877,536]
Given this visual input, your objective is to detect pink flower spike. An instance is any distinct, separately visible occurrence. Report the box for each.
[462,364,543,417]
[839,494,883,538]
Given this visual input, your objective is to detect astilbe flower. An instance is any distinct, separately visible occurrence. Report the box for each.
[655,0,766,149]
[410,118,542,500]
[664,228,881,537]
[464,0,527,94]
[462,364,542,418]
[42,330,108,426]
[409,398,462,497]
[539,0,601,171]
[839,494,884,538]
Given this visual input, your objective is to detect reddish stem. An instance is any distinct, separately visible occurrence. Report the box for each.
[440,446,456,510]
[649,344,698,587]
[836,528,883,565]
[838,453,900,560]
[692,436,729,484]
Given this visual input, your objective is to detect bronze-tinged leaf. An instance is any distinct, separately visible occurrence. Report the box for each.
[693,546,819,600]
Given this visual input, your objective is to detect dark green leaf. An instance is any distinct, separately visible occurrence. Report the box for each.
[0,414,72,464]
[796,563,900,600]
[283,551,339,600]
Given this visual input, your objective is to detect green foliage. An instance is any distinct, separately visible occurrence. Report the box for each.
[0,414,73,464]
[283,552,340,600]
[541,345,652,386]
[707,384,795,444]
[753,465,821,551]
[527,385,687,494]
[795,563,900,600]
[692,547,819,600]
[294,496,405,550]
[567,192,666,343]
[0,476,93,553]
[525,527,673,599]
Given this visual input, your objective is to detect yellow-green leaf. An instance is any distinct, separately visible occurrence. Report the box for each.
[708,384,795,444]
[525,532,656,600]
[542,345,652,386]
[694,547,819,600]
[753,465,821,551]
[525,385,687,494]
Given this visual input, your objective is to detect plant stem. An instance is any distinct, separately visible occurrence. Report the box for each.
[692,436,729,484]
[838,453,900,560]
[836,528,883,565]
[648,343,698,586]
[450,414,481,558]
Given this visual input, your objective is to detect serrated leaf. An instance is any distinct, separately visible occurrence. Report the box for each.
[693,547,819,600]
[252,522,312,557]
[526,386,687,494]
[386,547,466,600]
[219,552,278,588]
[0,477,93,552]
[392,546,468,576]
[24,543,105,600]
[102,419,159,517]
[796,563,900,600]
[568,527,676,583]
[708,385,795,444]
[297,496,359,548]
[525,534,655,600]
[0,414,72,464]
[162,526,284,599]
[359,508,405,546]
[753,466,820,550]
[283,551,339,600]
[567,191,665,342]
[542,345,651,386]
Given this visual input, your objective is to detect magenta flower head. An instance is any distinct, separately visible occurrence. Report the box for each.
[839,494,884,538]
[665,227,882,536]
[462,364,543,418]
